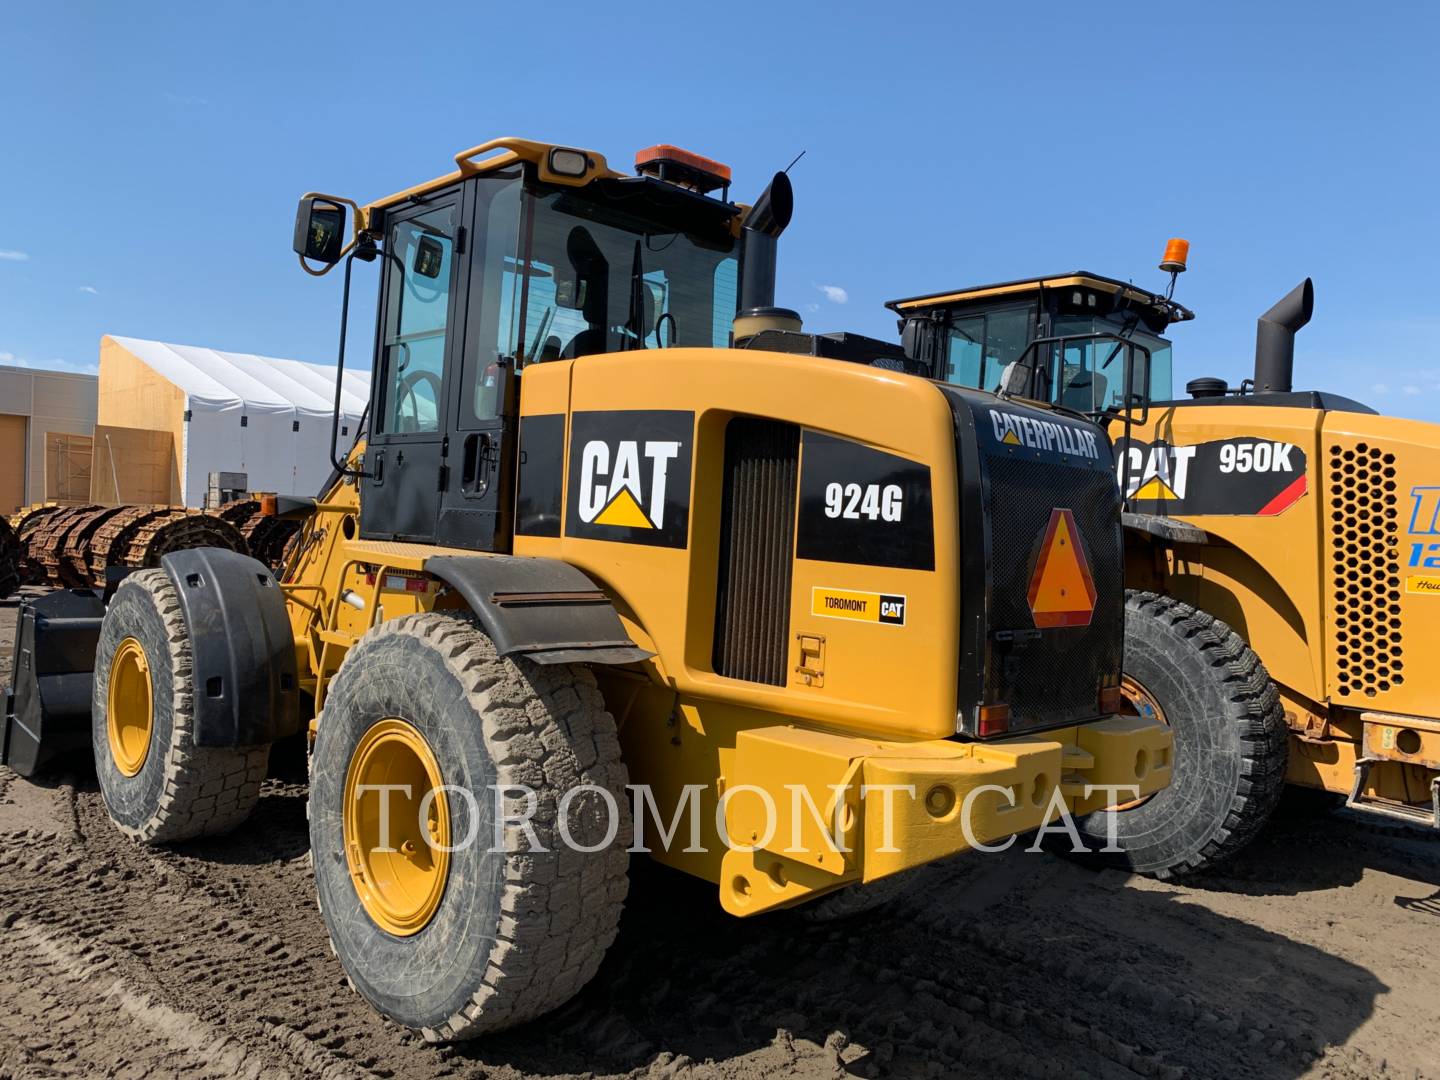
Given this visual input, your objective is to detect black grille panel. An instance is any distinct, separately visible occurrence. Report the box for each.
[983,455,1124,731]
[713,418,800,685]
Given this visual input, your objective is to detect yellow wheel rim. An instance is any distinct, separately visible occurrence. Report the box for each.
[106,637,153,777]
[1112,674,1168,812]
[342,718,450,936]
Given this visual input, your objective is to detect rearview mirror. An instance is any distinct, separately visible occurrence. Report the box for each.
[998,360,1033,397]
[413,235,444,278]
[293,197,347,264]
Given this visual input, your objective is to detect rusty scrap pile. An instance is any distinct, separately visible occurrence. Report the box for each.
[212,498,303,569]
[4,501,294,590]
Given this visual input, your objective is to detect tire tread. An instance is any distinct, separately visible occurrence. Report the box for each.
[1127,589,1288,879]
[104,568,267,843]
[314,611,628,1042]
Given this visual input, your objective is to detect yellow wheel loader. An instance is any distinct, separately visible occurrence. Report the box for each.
[3,138,1170,1039]
[890,248,1440,878]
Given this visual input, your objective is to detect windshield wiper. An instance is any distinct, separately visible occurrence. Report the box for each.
[625,240,645,351]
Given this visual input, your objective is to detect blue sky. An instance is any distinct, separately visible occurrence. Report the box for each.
[3,2,1438,418]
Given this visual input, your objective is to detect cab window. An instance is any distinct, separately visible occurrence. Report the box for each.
[377,204,456,434]
[509,186,738,362]
[1050,316,1173,410]
[942,304,1035,392]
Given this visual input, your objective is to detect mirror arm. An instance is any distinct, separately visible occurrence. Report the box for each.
[329,242,403,478]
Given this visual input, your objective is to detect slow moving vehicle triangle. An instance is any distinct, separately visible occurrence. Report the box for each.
[1027,508,1097,628]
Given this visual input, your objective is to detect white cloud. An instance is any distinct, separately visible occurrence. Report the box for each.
[79,285,99,295]
[804,302,821,314]
[1403,385,1422,395]
[1371,383,1391,395]
[0,250,29,261]
[816,283,849,305]
[164,91,210,107]
[0,351,14,362]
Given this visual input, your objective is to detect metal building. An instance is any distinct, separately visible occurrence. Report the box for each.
[0,364,99,515]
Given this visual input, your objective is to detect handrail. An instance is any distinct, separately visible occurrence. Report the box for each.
[454,137,547,174]
[1003,330,1152,506]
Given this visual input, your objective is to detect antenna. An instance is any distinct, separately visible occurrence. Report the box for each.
[783,149,806,174]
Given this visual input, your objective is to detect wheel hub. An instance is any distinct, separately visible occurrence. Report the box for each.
[107,637,153,777]
[342,718,451,936]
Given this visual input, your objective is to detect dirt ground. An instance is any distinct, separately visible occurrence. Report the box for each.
[2,603,1439,1080]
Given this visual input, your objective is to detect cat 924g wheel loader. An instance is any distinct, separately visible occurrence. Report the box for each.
[891,244,1440,880]
[4,137,1171,1040]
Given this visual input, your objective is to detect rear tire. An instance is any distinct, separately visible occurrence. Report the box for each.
[92,568,269,843]
[1069,591,1288,878]
[308,611,630,1041]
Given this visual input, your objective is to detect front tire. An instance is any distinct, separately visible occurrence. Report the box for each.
[308,612,630,1041]
[92,568,270,842]
[1070,591,1288,878]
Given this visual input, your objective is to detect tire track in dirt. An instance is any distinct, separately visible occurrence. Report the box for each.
[3,914,291,1079]
[0,780,400,1080]
[1,768,1437,1079]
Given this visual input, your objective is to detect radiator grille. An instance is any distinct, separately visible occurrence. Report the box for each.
[713,418,800,685]
[1329,441,1404,697]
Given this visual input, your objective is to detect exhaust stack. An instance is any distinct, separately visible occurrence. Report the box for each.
[733,171,800,343]
[1253,278,1314,394]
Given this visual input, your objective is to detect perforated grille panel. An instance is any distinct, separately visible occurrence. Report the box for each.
[1329,441,1404,697]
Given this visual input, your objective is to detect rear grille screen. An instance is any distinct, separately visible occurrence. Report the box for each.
[983,455,1124,730]
[713,418,800,685]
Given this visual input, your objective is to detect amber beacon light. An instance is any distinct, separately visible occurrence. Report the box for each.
[1159,237,1190,274]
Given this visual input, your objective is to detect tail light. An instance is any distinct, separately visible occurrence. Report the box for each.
[978,704,1011,737]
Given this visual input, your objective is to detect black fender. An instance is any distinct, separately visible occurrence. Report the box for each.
[1122,512,1209,546]
[161,547,301,747]
[425,555,652,666]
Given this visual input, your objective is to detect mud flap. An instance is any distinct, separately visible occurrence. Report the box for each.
[160,548,300,747]
[425,555,652,665]
[2,590,106,776]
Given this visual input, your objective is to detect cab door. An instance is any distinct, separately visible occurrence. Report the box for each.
[360,191,466,542]
[435,173,525,551]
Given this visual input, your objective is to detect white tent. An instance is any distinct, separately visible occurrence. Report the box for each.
[101,336,371,506]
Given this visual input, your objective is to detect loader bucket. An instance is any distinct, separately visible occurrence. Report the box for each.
[2,589,105,777]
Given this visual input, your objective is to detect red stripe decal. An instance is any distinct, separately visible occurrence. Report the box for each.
[1258,474,1308,516]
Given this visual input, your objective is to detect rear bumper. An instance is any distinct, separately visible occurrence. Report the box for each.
[719,714,1172,915]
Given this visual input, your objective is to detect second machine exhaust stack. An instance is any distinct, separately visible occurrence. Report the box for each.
[1253,278,1314,394]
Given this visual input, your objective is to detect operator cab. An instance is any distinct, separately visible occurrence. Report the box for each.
[886,272,1192,416]
[294,140,784,551]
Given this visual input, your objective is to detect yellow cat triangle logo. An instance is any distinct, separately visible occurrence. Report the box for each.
[1002,429,1022,446]
[1133,476,1179,500]
[594,487,655,528]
